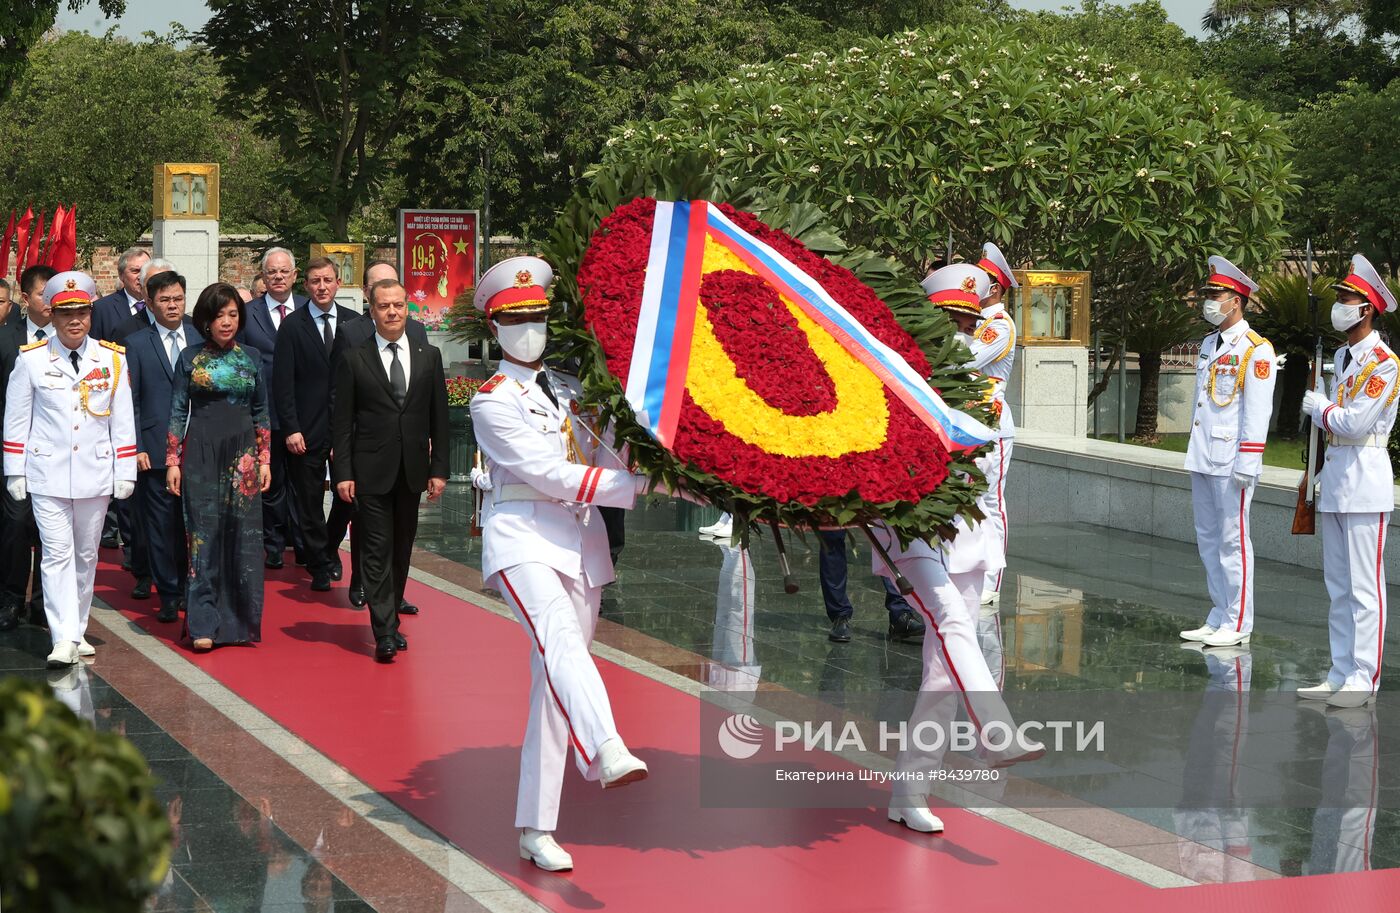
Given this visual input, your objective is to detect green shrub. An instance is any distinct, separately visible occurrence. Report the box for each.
[0,677,170,912]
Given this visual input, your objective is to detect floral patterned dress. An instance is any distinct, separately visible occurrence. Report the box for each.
[167,343,271,644]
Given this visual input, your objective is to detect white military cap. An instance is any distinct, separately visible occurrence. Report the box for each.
[1334,253,1397,314]
[977,242,1019,289]
[1201,255,1258,298]
[473,256,554,317]
[44,270,98,309]
[920,264,989,317]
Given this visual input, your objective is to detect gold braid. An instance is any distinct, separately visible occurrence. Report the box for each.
[79,351,120,417]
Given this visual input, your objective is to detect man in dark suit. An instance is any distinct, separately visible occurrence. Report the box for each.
[90,247,149,342]
[237,247,307,569]
[125,272,201,623]
[327,260,429,607]
[273,257,358,592]
[0,265,55,629]
[332,278,448,662]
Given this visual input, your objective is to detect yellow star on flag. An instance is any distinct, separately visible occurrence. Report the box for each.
[452,238,469,255]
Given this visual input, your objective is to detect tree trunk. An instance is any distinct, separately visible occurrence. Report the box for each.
[1275,353,1310,439]
[1086,347,1120,406]
[1133,349,1162,441]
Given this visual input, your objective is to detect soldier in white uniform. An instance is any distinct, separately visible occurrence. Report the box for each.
[972,243,1018,606]
[1180,257,1276,649]
[469,256,650,873]
[3,272,136,667]
[1299,254,1397,708]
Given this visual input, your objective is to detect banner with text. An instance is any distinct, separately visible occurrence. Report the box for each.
[397,209,480,328]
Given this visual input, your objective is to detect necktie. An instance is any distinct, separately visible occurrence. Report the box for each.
[276,303,288,324]
[69,350,80,375]
[34,329,45,341]
[535,371,560,409]
[1344,350,1354,372]
[167,330,180,370]
[321,313,334,353]
[134,300,145,314]
[387,342,406,407]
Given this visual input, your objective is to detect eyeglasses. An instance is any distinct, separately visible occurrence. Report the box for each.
[264,269,294,278]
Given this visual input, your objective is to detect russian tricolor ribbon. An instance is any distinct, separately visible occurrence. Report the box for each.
[625,200,995,454]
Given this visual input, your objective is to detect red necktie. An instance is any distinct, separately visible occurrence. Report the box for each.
[277,304,287,323]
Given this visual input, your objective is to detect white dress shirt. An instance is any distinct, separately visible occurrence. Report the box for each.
[26,318,48,343]
[124,290,143,316]
[156,322,186,368]
[375,332,411,393]
[309,302,336,341]
[267,294,293,329]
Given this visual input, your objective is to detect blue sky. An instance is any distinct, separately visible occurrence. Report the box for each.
[58,0,1213,40]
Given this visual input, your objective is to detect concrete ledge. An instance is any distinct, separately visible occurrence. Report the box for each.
[1008,429,1400,574]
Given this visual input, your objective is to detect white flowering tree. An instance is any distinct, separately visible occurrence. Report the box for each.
[603,24,1296,435]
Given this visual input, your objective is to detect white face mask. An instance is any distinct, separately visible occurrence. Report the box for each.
[1202,295,1235,327]
[1332,302,1366,333]
[495,320,547,363]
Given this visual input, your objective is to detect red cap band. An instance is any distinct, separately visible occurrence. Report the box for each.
[486,285,549,317]
[977,258,1011,289]
[1341,274,1386,313]
[1206,274,1250,296]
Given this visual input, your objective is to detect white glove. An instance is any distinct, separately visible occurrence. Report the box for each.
[114,481,135,500]
[633,473,653,496]
[1302,389,1329,419]
[469,466,492,492]
[6,477,25,501]
[1231,470,1257,491]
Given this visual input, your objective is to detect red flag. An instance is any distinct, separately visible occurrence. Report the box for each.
[51,204,76,272]
[40,205,64,267]
[23,211,43,274]
[14,206,32,273]
[0,211,14,279]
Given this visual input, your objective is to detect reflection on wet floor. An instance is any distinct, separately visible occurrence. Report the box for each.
[0,626,374,913]
[416,490,1400,880]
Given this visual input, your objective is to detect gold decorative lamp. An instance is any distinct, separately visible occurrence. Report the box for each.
[153,163,220,220]
[1003,269,1092,437]
[309,243,366,288]
[1009,270,1091,347]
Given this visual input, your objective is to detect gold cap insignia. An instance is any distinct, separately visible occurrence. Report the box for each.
[514,270,533,288]
[961,276,977,293]
[65,279,77,290]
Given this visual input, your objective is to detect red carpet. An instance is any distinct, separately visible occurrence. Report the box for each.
[95,559,1397,913]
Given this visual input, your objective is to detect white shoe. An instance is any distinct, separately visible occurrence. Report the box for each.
[1200,628,1250,648]
[1201,644,1251,662]
[1297,681,1341,701]
[77,637,95,657]
[46,642,78,667]
[699,518,733,539]
[1326,686,1376,708]
[519,829,573,871]
[888,805,944,833]
[597,738,648,788]
[1179,624,1217,642]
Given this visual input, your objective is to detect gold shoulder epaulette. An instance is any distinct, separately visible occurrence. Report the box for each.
[98,339,125,353]
[1246,330,1267,346]
[19,339,45,351]
[477,373,507,394]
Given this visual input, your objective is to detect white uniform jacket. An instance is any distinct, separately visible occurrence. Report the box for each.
[1184,320,1277,479]
[967,305,1016,439]
[3,337,136,498]
[1317,332,1397,514]
[471,360,638,588]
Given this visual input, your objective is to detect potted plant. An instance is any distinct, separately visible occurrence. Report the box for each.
[446,375,484,481]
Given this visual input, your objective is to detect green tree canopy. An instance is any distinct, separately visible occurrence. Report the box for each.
[0,30,285,253]
[0,0,123,103]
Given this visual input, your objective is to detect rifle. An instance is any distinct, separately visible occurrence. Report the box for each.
[471,449,485,537]
[1292,239,1325,535]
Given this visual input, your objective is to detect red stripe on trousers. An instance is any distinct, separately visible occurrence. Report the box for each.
[1236,488,1248,631]
[995,438,1008,591]
[906,588,983,731]
[1375,516,1386,687]
[498,571,594,767]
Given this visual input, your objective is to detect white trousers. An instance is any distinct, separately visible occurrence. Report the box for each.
[1190,472,1256,635]
[1309,708,1379,874]
[32,494,108,646]
[493,562,620,832]
[981,437,1013,596]
[1321,511,1389,691]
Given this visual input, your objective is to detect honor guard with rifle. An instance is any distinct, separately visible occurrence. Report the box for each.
[1299,254,1397,708]
[972,242,1018,607]
[1180,256,1276,649]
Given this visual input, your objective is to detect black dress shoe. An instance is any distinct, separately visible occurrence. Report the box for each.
[131,577,152,600]
[156,604,179,623]
[374,636,397,663]
[398,600,418,616]
[348,585,366,608]
[101,533,120,549]
[264,554,284,569]
[888,611,926,642]
[0,604,17,632]
[828,618,852,643]
[310,573,332,592]
[327,560,343,582]
[393,633,407,651]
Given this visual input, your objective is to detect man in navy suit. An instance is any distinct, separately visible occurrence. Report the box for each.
[273,257,358,591]
[90,247,149,342]
[125,272,202,623]
[237,247,307,568]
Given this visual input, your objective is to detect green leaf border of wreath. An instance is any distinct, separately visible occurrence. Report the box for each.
[456,152,994,546]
